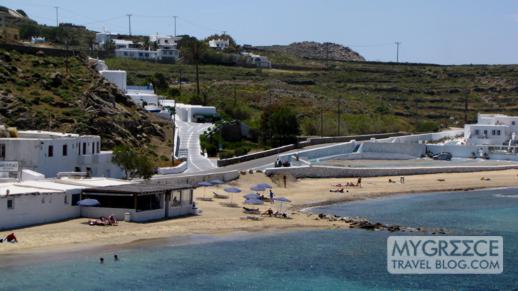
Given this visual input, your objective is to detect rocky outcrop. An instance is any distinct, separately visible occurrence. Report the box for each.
[261,41,365,62]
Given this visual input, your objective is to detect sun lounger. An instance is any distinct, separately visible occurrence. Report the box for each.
[213,192,229,199]
[197,197,213,201]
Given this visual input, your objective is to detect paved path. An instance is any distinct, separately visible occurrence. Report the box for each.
[175,118,217,173]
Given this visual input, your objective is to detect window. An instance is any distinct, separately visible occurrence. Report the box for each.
[97,142,100,153]
[92,144,95,154]
[513,121,516,125]
[71,194,80,206]
[171,191,181,207]
[48,145,54,157]
[63,144,68,156]
[497,130,501,135]
[78,143,81,154]
[82,143,86,155]
[492,130,496,135]
[181,189,192,205]
[0,144,5,160]
[484,130,488,135]
[7,199,13,210]
[475,129,480,135]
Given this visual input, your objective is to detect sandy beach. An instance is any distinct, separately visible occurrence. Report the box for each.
[2,169,518,256]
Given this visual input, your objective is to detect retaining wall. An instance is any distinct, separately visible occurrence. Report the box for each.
[264,164,518,179]
[157,161,187,175]
[152,170,240,186]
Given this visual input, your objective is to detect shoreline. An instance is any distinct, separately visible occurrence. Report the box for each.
[2,170,518,258]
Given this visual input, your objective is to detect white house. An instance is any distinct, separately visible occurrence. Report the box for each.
[95,31,116,46]
[126,85,161,106]
[175,103,218,122]
[209,38,230,50]
[113,39,133,49]
[0,126,123,179]
[465,114,518,146]
[241,52,272,68]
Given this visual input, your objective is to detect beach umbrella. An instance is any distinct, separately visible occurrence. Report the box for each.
[77,199,100,207]
[209,179,224,186]
[250,185,267,192]
[243,193,261,200]
[273,197,291,213]
[256,183,272,189]
[224,187,241,204]
[244,198,264,205]
[196,181,213,199]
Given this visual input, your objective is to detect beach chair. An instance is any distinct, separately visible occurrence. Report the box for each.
[213,192,229,199]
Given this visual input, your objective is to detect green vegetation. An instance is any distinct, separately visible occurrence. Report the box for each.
[112,145,155,179]
[106,56,518,142]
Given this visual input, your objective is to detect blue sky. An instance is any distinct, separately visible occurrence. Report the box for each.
[3,0,518,64]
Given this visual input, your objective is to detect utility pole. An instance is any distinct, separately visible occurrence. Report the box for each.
[173,16,178,37]
[320,97,324,137]
[126,14,132,36]
[337,96,341,136]
[54,6,59,27]
[395,41,401,63]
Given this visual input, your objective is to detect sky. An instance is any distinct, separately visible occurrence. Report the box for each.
[2,0,518,64]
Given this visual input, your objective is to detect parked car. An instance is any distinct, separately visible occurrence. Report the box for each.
[433,152,452,161]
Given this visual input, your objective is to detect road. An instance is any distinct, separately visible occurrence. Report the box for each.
[175,118,217,173]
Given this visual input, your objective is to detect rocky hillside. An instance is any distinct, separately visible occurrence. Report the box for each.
[258,41,365,62]
[0,48,173,164]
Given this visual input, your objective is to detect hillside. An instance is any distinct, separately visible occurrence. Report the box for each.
[0,47,173,165]
[257,41,365,62]
[106,57,518,137]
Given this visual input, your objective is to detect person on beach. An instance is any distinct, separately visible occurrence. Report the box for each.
[114,254,119,261]
[357,177,362,187]
[400,176,405,184]
[100,257,104,264]
[269,189,274,203]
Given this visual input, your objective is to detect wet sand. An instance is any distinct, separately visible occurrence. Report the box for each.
[2,169,518,256]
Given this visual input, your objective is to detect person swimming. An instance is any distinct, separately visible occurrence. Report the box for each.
[100,257,104,264]
[114,254,119,261]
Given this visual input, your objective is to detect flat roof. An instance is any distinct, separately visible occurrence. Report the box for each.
[56,177,134,188]
[83,183,192,195]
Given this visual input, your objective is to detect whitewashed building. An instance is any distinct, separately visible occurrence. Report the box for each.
[0,126,123,179]
[0,177,195,230]
[209,38,230,50]
[465,114,518,146]
[114,35,180,61]
[175,103,218,122]
[241,52,272,68]
[100,70,127,92]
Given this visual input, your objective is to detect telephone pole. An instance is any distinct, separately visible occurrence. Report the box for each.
[320,97,324,137]
[395,41,401,63]
[54,6,59,27]
[126,14,132,36]
[337,96,341,136]
[173,16,178,37]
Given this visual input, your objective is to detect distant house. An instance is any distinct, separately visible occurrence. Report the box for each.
[241,52,272,68]
[209,38,230,50]
[30,36,46,44]
[465,113,518,146]
[113,35,180,61]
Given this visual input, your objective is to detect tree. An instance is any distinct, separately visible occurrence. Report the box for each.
[260,105,300,147]
[180,36,207,104]
[112,145,155,180]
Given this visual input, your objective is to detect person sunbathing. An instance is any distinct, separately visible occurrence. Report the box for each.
[4,233,17,243]
[108,215,118,226]
[330,188,344,193]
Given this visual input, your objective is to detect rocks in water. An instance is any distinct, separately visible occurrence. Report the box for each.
[315,213,447,234]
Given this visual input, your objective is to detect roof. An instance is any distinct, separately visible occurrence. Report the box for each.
[56,177,133,188]
[83,183,192,195]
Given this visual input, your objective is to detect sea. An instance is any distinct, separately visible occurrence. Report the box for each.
[1,188,518,290]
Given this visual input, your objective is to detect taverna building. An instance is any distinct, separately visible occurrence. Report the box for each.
[0,126,123,179]
[0,177,195,230]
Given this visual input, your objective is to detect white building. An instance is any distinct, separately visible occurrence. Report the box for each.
[241,52,272,68]
[175,103,218,122]
[126,85,161,106]
[0,126,123,179]
[209,38,230,50]
[0,177,195,230]
[465,113,518,146]
[100,70,127,92]
[113,39,133,49]
[113,35,180,61]
[95,31,116,46]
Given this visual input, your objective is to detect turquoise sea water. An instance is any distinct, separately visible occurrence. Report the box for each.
[1,188,518,290]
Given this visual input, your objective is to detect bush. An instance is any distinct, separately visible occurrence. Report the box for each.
[415,120,440,133]
[233,146,250,157]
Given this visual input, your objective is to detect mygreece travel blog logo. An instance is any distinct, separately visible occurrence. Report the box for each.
[387,236,503,274]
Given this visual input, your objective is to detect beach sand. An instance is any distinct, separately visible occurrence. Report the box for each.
[2,169,518,255]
